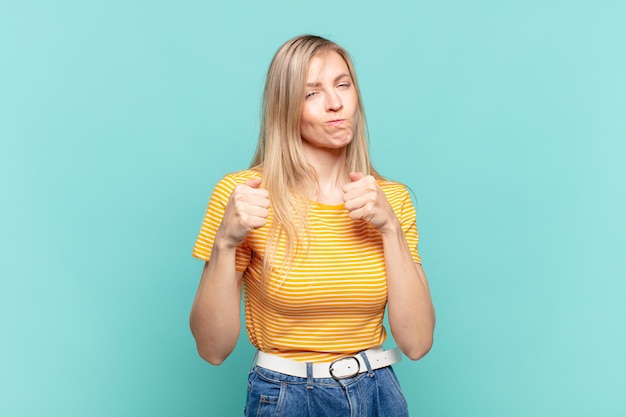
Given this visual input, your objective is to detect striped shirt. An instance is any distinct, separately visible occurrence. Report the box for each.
[193,169,421,362]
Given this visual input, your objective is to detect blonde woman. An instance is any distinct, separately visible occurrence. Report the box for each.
[190,35,435,416]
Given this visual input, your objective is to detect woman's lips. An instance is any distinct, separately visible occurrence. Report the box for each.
[326,119,344,127]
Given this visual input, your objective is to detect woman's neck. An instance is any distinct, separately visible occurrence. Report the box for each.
[303,147,349,205]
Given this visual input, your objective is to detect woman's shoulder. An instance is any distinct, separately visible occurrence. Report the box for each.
[222,166,263,183]
[376,178,414,205]
[377,178,408,194]
[209,167,263,197]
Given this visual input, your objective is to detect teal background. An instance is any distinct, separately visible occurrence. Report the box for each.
[1,0,625,416]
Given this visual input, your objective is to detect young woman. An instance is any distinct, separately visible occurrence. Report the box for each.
[190,34,435,416]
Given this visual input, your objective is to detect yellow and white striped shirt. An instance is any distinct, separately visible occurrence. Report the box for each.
[193,169,421,362]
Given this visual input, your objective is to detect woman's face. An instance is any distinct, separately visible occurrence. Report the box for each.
[300,51,358,155]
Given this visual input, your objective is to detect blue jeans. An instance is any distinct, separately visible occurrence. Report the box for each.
[244,352,409,417]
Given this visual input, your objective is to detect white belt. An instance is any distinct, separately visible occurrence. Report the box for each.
[255,347,402,379]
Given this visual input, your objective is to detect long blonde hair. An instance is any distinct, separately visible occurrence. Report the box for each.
[250,34,381,281]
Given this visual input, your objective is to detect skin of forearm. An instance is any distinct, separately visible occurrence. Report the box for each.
[190,240,243,365]
[381,222,436,360]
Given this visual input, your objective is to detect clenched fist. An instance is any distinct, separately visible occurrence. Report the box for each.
[343,172,399,233]
[218,177,270,248]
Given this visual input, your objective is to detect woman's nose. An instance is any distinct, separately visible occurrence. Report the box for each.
[325,91,343,112]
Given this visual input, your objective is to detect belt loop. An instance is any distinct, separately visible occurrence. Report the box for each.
[360,350,375,377]
[306,362,314,389]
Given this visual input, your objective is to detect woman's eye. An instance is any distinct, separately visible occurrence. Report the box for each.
[306,91,317,98]
[338,82,351,88]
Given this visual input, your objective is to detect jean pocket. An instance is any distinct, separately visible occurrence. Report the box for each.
[245,369,285,417]
[257,394,281,417]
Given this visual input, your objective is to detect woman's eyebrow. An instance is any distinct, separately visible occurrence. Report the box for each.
[306,73,351,87]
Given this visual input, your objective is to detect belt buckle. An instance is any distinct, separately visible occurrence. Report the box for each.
[329,356,360,380]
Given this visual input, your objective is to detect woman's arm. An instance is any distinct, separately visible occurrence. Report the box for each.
[190,177,269,365]
[380,227,435,360]
[343,173,435,360]
[190,254,244,365]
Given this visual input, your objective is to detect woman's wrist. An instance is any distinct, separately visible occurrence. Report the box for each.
[378,217,402,237]
[213,228,242,252]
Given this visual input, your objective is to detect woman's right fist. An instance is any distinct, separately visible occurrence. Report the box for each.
[218,177,270,248]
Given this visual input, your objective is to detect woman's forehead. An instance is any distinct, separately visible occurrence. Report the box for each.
[306,51,350,82]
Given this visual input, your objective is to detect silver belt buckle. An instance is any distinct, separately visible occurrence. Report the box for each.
[329,356,360,380]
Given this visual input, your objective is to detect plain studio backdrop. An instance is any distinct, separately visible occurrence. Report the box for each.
[1,1,624,416]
